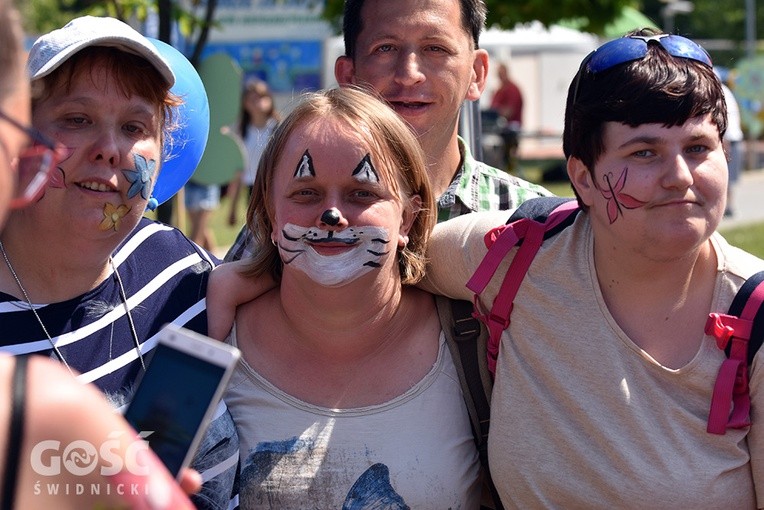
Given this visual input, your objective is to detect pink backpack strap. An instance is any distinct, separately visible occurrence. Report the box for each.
[467,200,579,376]
[705,274,764,434]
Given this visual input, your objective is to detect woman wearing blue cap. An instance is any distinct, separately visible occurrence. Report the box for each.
[0,16,236,510]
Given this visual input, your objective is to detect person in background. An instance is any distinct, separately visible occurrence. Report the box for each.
[184,179,220,252]
[222,0,553,264]
[489,62,523,171]
[490,62,523,129]
[0,3,197,508]
[423,29,764,507]
[219,86,481,508]
[720,75,744,217]
[226,79,280,229]
[0,16,237,509]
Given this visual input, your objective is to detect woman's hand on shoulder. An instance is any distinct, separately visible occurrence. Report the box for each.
[207,260,276,340]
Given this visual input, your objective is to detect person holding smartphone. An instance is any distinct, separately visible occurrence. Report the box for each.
[0,15,237,509]
[0,2,198,508]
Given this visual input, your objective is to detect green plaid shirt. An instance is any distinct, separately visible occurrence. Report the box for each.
[436,137,553,222]
[225,137,553,261]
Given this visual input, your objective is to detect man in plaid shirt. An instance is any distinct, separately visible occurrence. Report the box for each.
[224,0,552,262]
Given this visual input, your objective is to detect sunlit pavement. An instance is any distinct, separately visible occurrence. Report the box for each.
[722,168,764,229]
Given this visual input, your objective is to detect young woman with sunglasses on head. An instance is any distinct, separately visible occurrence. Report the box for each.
[423,28,764,507]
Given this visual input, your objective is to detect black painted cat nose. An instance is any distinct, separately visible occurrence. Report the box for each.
[320,209,341,226]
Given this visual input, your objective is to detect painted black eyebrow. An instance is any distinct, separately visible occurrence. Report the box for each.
[293,149,315,178]
[351,154,379,183]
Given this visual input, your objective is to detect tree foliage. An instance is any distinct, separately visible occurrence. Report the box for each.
[16,0,764,66]
[323,0,634,35]
[483,0,633,34]
[15,0,216,66]
[641,0,764,65]
[14,0,78,34]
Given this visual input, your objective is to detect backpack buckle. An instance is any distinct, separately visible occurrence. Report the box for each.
[489,304,513,330]
[705,313,735,349]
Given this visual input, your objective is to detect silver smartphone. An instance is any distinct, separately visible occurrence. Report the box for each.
[124,324,241,478]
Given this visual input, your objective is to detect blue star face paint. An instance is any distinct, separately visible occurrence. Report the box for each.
[123,153,156,200]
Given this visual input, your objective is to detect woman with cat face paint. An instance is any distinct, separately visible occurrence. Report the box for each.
[220,86,482,508]
[0,16,238,509]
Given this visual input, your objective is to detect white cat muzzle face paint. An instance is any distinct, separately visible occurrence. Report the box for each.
[278,223,391,287]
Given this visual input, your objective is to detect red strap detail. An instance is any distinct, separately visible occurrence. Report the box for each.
[484,221,546,377]
[483,225,508,248]
[485,304,512,375]
[742,283,764,321]
[468,201,579,378]
[705,311,755,434]
[539,201,580,229]
[468,221,528,294]
[707,358,745,434]
[728,361,752,429]
[467,201,579,295]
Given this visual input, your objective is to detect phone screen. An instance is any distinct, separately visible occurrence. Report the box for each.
[124,342,227,476]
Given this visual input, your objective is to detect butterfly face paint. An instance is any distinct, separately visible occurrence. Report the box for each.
[599,167,646,224]
[278,223,391,287]
[123,153,156,200]
[48,147,74,190]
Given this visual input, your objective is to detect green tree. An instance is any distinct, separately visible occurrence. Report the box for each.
[323,0,634,35]
[641,0,764,65]
[15,0,215,66]
[15,0,77,34]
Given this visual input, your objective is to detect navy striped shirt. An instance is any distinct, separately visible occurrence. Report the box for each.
[0,218,237,509]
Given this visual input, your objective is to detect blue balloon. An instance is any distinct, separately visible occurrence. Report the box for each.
[148,38,210,206]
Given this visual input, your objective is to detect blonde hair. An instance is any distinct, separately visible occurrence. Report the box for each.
[244,86,435,284]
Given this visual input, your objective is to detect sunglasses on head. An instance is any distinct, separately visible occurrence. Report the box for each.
[572,34,713,105]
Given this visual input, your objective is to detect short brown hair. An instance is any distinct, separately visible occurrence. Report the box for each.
[31,46,182,162]
[563,29,726,207]
[342,0,487,59]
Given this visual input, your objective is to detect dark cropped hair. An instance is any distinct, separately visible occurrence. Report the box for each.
[342,0,487,59]
[563,28,727,174]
